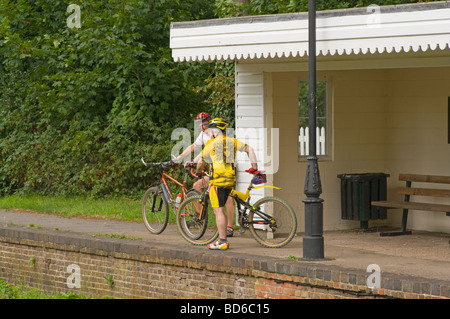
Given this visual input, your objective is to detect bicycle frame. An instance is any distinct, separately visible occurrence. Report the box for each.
[159,170,193,213]
[141,158,195,214]
[230,184,281,202]
[232,183,281,228]
[195,182,282,224]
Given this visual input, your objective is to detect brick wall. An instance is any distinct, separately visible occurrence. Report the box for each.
[0,226,448,299]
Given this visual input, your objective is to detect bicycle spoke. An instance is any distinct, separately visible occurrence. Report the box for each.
[176,195,218,246]
[248,197,297,248]
[142,186,169,234]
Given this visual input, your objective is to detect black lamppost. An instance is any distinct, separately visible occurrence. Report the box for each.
[302,0,325,259]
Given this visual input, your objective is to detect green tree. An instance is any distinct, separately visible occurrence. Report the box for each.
[0,0,216,197]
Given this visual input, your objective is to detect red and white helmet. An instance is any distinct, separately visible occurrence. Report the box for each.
[196,112,211,121]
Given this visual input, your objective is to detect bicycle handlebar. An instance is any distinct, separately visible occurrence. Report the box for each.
[142,157,259,180]
[189,168,261,180]
[190,168,211,179]
[141,157,177,168]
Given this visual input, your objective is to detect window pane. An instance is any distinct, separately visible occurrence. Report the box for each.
[298,81,327,156]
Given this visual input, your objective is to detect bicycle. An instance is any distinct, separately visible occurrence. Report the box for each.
[141,157,201,234]
[176,171,297,248]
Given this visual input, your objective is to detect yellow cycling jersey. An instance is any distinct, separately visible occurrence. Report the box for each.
[201,135,247,188]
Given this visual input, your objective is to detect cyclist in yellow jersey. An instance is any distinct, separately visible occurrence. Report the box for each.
[196,118,258,250]
[177,112,236,237]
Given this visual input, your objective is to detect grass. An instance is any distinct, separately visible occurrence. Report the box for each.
[92,233,142,240]
[0,279,87,299]
[285,255,299,261]
[0,194,142,222]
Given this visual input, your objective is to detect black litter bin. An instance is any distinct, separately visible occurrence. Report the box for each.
[337,173,390,230]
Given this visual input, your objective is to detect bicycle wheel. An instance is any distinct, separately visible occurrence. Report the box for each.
[248,196,297,248]
[186,188,201,198]
[176,195,218,246]
[141,185,169,234]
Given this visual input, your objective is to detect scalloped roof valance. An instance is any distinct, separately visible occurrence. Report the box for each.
[170,2,450,62]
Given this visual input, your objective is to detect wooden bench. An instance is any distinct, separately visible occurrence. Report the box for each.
[371,173,450,237]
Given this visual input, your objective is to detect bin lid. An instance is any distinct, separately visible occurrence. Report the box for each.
[337,173,390,181]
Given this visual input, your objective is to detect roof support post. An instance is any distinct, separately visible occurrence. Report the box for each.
[302,0,325,260]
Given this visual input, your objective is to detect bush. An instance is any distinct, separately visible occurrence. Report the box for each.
[0,0,218,197]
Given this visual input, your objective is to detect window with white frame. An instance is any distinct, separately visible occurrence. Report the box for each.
[298,79,331,160]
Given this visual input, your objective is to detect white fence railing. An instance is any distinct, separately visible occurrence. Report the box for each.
[299,127,326,156]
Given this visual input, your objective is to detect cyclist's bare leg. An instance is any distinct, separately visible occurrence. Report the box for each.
[193,176,209,191]
[225,196,234,229]
[213,207,228,240]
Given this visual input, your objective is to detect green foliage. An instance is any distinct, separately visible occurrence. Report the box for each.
[201,62,236,127]
[0,0,216,197]
[0,278,87,299]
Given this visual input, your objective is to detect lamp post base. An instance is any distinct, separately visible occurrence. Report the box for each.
[301,236,324,260]
[302,156,325,260]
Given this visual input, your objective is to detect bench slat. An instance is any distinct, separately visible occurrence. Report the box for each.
[397,187,450,197]
[399,174,450,184]
[374,174,450,237]
[372,200,450,212]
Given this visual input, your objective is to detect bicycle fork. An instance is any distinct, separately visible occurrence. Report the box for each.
[149,184,167,213]
[151,190,164,213]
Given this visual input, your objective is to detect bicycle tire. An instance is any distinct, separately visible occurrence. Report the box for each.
[186,188,201,198]
[248,196,297,248]
[176,195,218,246]
[142,185,169,234]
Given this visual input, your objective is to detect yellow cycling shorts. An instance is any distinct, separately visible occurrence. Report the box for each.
[208,186,232,208]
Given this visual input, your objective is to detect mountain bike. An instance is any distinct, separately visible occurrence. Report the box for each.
[176,172,297,248]
[141,158,201,234]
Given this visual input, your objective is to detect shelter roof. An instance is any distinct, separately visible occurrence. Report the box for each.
[170,2,450,62]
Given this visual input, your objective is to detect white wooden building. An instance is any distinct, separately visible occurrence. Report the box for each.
[170,2,450,233]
